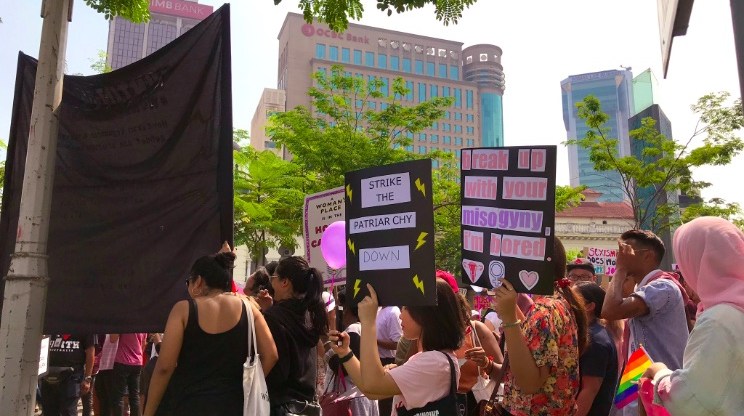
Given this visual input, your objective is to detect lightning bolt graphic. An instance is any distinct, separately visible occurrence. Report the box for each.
[346,184,353,203]
[415,178,426,197]
[415,231,428,251]
[412,275,425,295]
[353,279,361,298]
[347,238,355,255]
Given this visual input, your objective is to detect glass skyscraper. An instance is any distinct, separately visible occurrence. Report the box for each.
[561,69,634,202]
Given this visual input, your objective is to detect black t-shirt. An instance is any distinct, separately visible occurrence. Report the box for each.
[48,334,96,368]
[579,322,618,416]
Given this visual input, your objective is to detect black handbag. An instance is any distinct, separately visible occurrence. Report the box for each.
[397,351,458,416]
[282,399,321,416]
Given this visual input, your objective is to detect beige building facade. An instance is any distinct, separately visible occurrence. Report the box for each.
[556,190,635,252]
[250,88,286,153]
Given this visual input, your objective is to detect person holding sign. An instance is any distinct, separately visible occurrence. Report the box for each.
[490,238,588,415]
[328,279,468,416]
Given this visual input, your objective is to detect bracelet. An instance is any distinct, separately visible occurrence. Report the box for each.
[338,351,354,364]
[500,319,522,329]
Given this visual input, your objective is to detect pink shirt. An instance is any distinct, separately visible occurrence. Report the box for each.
[388,351,459,415]
[114,333,147,366]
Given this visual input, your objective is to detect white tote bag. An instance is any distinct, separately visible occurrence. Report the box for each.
[243,299,270,416]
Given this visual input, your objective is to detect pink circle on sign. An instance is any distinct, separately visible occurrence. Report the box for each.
[301,24,315,37]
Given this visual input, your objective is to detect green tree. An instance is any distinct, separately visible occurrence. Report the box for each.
[277,0,478,32]
[90,50,112,74]
[567,92,743,232]
[233,129,308,265]
[84,0,150,22]
[680,198,744,230]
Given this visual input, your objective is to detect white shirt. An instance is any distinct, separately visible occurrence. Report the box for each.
[376,307,402,359]
[653,304,744,416]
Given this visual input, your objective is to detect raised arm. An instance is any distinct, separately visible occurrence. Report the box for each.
[601,243,649,320]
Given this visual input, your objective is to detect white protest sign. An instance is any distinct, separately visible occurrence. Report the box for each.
[361,173,411,208]
[586,247,618,275]
[38,336,49,376]
[303,187,346,287]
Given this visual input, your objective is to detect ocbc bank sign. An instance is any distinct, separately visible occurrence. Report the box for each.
[301,24,370,45]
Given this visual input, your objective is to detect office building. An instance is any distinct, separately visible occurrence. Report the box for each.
[250,88,286,153]
[258,13,505,155]
[106,0,213,70]
[561,69,634,202]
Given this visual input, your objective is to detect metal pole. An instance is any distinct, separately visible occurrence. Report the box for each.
[731,0,744,108]
[0,0,71,414]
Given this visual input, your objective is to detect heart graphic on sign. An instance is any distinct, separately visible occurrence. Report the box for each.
[462,259,484,283]
[519,270,539,291]
[62,334,71,341]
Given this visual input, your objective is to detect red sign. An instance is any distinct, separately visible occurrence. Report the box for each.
[300,23,370,45]
[149,0,214,20]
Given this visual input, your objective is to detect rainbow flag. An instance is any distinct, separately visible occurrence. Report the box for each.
[614,346,653,409]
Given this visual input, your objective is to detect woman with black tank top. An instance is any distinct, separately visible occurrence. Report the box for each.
[262,256,329,416]
[144,244,278,416]
[328,278,468,416]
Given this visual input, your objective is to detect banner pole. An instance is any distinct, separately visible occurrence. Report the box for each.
[0,0,71,414]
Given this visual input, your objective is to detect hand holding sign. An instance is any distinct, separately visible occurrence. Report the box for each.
[492,279,518,323]
[358,283,379,325]
[321,221,346,269]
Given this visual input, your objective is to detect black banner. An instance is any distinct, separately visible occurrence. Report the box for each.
[460,147,557,295]
[0,5,233,333]
[344,159,436,306]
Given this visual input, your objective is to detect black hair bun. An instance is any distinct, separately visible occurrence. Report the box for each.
[214,252,236,270]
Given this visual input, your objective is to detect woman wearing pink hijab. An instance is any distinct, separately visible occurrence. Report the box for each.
[643,217,744,415]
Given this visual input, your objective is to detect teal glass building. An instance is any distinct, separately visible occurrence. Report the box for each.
[463,45,505,147]
[561,69,634,202]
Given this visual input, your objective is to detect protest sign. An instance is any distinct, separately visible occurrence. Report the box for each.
[345,159,435,306]
[460,147,557,295]
[303,187,346,287]
[585,247,618,275]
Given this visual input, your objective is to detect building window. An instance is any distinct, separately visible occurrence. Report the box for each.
[454,125,462,133]
[406,81,414,101]
[381,102,389,110]
[454,112,462,120]
[402,58,411,73]
[443,86,451,97]
[369,101,377,109]
[406,145,414,152]
[329,46,339,61]
[450,65,459,80]
[378,54,388,69]
[315,43,326,59]
[415,60,424,74]
[353,49,362,65]
[467,126,475,134]
[467,138,475,146]
[391,56,400,70]
[432,121,439,130]
[432,160,440,168]
[365,51,375,67]
[419,146,427,154]
[426,62,435,76]
[444,111,450,119]
[431,134,439,143]
[419,133,427,142]
[430,85,439,97]
[443,123,451,132]
[443,135,451,144]
[480,53,488,62]
[466,90,474,109]
[418,83,426,102]
[265,140,276,149]
[381,78,390,96]
[467,114,474,122]
[455,137,463,145]
[454,88,462,108]
[342,48,350,63]
[439,63,447,78]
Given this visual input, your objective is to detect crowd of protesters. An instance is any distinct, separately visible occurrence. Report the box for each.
[37,216,744,416]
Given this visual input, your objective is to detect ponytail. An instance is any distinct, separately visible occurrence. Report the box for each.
[557,284,589,355]
[275,257,330,338]
[553,238,589,355]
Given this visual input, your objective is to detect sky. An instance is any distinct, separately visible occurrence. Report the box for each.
[0,0,742,208]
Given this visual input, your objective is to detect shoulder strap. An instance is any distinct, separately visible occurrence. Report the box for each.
[440,351,457,396]
[187,299,198,327]
[243,298,257,360]
[488,355,509,403]
[471,322,481,348]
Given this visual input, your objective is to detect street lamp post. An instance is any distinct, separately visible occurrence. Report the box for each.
[0,0,71,414]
